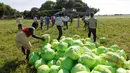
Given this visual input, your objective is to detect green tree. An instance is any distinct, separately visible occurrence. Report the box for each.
[23,10,31,19]
[39,1,56,15]
[55,0,69,9]
[4,5,12,15]
[0,3,19,18]
[65,0,74,9]
[39,1,55,11]
[30,7,39,18]
[0,3,6,18]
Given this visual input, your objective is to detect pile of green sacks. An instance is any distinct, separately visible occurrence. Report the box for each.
[29,35,130,73]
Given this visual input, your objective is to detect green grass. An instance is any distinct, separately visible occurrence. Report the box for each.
[0,16,130,73]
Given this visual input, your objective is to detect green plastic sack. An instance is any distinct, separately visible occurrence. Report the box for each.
[49,65,60,73]
[56,42,68,52]
[85,42,96,50]
[78,52,96,68]
[94,42,100,48]
[99,37,107,44]
[116,68,130,73]
[95,46,108,55]
[80,38,86,44]
[76,71,90,73]
[42,34,50,43]
[51,39,59,50]
[100,52,125,68]
[95,46,107,55]
[60,57,74,70]
[56,57,64,66]
[41,48,55,60]
[47,59,56,67]
[90,71,101,73]
[55,51,65,60]
[80,46,92,55]
[91,56,101,69]
[65,46,81,60]
[29,51,40,65]
[124,60,130,69]
[91,65,115,73]
[109,44,120,52]
[29,51,39,59]
[71,40,83,46]
[58,69,69,73]
[71,63,90,73]
[35,58,46,69]
[60,36,66,40]
[62,37,73,47]
[73,35,80,40]
[37,65,50,73]
[85,38,93,43]
[40,43,51,53]
[116,50,127,60]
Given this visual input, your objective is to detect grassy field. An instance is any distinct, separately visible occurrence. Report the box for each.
[0,16,130,73]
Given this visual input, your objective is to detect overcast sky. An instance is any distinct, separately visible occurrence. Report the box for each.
[1,0,130,15]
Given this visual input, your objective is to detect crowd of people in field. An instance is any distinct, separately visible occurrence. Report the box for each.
[16,14,90,30]
[15,12,97,61]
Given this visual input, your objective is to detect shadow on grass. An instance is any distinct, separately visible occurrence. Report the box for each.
[0,59,24,73]
[0,59,37,73]
[26,64,37,73]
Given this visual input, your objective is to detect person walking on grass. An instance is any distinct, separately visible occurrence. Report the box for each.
[33,16,39,29]
[55,14,65,40]
[45,15,50,30]
[88,13,97,42]
[77,15,80,28]
[63,16,69,29]
[16,15,22,31]
[40,16,44,29]
[69,15,73,26]
[51,16,55,27]
[15,23,45,61]
[82,15,89,30]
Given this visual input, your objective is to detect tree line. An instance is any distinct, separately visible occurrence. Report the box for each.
[0,0,99,19]
[0,2,21,19]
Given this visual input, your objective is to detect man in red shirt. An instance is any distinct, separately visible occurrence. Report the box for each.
[15,23,45,61]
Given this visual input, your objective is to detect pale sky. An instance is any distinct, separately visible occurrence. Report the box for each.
[0,0,130,15]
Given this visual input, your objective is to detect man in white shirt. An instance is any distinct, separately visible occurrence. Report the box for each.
[16,15,22,31]
[33,16,38,29]
[55,14,65,40]
[34,17,38,22]
[88,13,97,42]
[63,16,69,29]
[40,16,44,29]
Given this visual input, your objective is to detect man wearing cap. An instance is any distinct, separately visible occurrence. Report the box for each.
[88,13,97,42]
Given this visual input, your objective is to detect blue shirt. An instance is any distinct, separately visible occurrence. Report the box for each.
[45,16,50,24]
